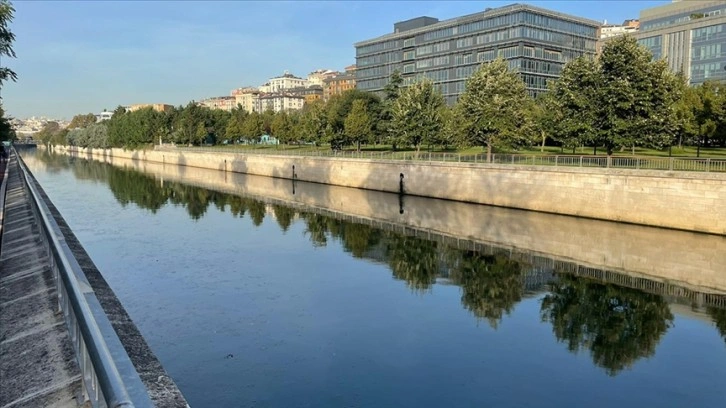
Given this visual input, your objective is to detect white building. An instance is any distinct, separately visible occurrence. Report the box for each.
[95,112,113,122]
[265,71,309,93]
[255,93,305,113]
[600,19,640,39]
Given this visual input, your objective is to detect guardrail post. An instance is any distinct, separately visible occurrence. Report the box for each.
[555,156,559,167]
[579,156,583,167]
[669,157,674,171]
[707,158,711,172]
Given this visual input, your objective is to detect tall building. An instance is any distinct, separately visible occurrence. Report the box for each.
[255,93,305,113]
[307,69,338,87]
[323,65,357,101]
[636,0,726,85]
[354,4,600,103]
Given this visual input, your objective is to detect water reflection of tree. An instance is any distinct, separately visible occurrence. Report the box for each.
[541,274,674,376]
[449,251,524,328]
[301,213,328,247]
[272,204,296,232]
[709,307,726,345]
[341,223,381,258]
[107,168,169,213]
[385,233,438,292]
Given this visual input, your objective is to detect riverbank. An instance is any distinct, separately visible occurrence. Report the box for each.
[47,145,726,235]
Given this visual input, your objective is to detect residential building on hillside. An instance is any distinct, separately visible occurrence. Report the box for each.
[636,0,726,85]
[255,93,305,113]
[289,85,324,103]
[127,103,174,113]
[600,19,640,39]
[95,112,113,122]
[231,87,260,113]
[198,96,236,111]
[307,69,338,87]
[260,71,309,93]
[354,3,600,103]
[323,72,356,101]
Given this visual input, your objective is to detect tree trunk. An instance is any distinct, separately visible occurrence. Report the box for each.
[593,145,597,155]
[540,131,545,152]
[631,145,635,155]
[669,145,672,157]
[697,141,701,158]
[572,146,576,154]
[357,140,361,152]
[486,143,493,163]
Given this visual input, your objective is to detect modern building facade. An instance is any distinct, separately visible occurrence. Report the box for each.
[636,0,726,85]
[231,87,260,113]
[260,71,309,93]
[354,3,600,103]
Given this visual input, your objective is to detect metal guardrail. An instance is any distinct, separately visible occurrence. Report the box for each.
[15,150,152,408]
[156,145,726,173]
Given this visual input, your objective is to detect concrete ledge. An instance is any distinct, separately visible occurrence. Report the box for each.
[52,145,726,235]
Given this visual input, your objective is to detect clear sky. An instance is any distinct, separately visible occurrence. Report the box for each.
[3,0,668,119]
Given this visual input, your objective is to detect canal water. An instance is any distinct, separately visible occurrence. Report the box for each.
[19,149,726,408]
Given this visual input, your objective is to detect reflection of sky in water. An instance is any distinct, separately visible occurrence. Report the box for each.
[23,152,726,408]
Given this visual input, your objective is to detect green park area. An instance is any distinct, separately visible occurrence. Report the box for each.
[30,36,726,164]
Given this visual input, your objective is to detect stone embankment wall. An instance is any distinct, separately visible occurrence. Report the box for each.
[51,146,726,235]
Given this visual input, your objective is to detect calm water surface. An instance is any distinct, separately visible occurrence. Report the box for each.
[20,150,726,408]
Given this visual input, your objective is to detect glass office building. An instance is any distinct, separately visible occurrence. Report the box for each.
[637,0,726,85]
[354,4,600,104]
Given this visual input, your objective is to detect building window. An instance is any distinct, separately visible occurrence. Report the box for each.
[403,50,415,60]
[403,37,416,47]
[403,63,415,73]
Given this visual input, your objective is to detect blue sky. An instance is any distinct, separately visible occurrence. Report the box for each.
[4,0,667,119]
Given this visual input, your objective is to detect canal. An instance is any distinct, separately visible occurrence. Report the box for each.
[19,149,726,408]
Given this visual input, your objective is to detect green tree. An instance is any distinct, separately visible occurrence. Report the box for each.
[344,99,373,151]
[546,56,600,153]
[672,77,699,151]
[390,78,445,155]
[541,274,674,376]
[0,0,17,90]
[271,111,294,144]
[692,81,725,156]
[377,70,404,144]
[456,57,535,162]
[300,100,327,145]
[0,105,14,141]
[67,113,98,129]
[597,35,682,155]
[242,111,264,141]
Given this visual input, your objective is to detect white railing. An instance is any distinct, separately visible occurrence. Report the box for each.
[15,150,153,408]
[156,146,726,173]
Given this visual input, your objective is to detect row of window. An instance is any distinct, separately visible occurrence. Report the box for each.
[417,41,451,56]
[358,52,402,67]
[693,24,724,41]
[521,27,594,51]
[421,11,597,42]
[357,40,401,56]
[416,55,450,69]
[692,43,724,61]
[691,61,726,83]
[642,6,726,31]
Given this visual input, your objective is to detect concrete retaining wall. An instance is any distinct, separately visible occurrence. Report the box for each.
[51,145,726,235]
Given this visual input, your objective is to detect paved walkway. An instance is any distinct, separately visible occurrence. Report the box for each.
[0,153,84,408]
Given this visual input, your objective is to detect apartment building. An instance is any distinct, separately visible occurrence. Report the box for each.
[198,96,237,111]
[231,87,260,113]
[260,71,309,93]
[354,3,600,103]
[126,103,174,113]
[323,72,356,101]
[255,93,305,113]
[636,0,726,85]
[307,69,339,87]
